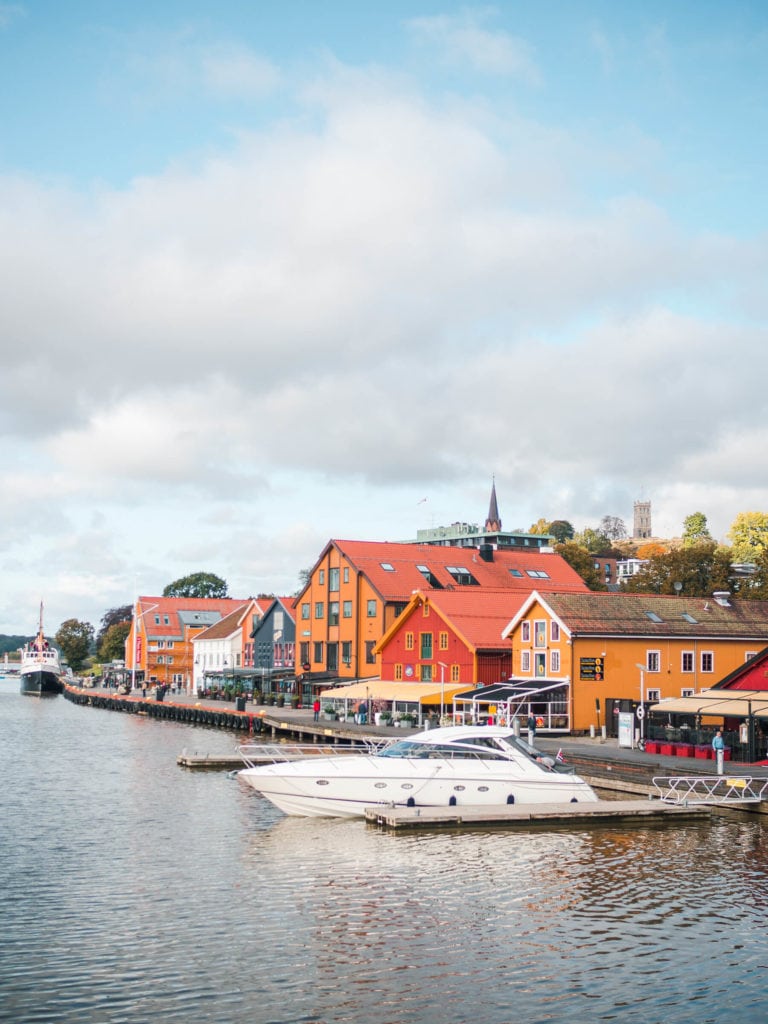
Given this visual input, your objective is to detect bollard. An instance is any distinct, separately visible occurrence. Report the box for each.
[590,724,595,739]
[601,725,607,743]
[716,748,724,775]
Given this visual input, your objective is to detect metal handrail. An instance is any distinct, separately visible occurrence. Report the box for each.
[652,775,768,805]
[238,741,386,767]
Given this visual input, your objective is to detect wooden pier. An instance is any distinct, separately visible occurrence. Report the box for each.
[364,799,711,831]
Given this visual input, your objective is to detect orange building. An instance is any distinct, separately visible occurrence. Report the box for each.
[125,595,250,691]
[501,590,768,734]
[295,539,589,687]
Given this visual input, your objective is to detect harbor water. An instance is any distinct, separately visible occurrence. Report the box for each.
[2,676,767,1024]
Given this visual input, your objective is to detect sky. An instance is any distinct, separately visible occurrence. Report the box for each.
[1,1,767,636]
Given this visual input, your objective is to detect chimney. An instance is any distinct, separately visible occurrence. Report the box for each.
[712,591,731,607]
[478,544,494,562]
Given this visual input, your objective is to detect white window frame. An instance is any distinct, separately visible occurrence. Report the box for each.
[646,687,661,702]
[550,621,560,642]
[521,650,531,673]
[646,650,661,672]
[550,650,560,673]
[681,651,694,673]
[534,620,547,648]
[521,621,530,643]
[681,688,694,697]
[701,651,714,673]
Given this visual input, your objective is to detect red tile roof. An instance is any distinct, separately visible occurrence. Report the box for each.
[136,596,250,640]
[328,540,589,600]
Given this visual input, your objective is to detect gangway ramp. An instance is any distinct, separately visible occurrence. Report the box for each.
[653,775,768,806]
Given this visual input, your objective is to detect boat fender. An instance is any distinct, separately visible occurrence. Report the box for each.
[406,797,415,807]
[570,797,577,803]
[449,795,457,806]
[506,794,515,804]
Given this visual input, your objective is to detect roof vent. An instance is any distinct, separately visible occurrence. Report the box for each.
[712,591,731,607]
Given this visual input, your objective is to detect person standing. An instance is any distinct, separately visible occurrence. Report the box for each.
[313,698,320,722]
[712,728,725,775]
[527,713,536,746]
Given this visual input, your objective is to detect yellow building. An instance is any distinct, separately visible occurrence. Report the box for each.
[501,590,768,734]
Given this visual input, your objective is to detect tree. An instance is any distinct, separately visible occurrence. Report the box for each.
[728,512,768,564]
[528,518,552,536]
[600,516,627,541]
[163,572,229,598]
[548,520,575,544]
[574,527,612,555]
[623,541,732,597]
[98,622,131,662]
[636,542,667,560]
[555,542,607,591]
[55,618,95,671]
[682,512,712,548]
[96,604,133,649]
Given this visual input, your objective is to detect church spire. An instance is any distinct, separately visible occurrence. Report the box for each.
[485,477,501,533]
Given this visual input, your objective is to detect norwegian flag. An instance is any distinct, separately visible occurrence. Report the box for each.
[555,748,565,763]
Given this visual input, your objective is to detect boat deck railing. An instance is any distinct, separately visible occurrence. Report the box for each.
[652,775,768,806]
[238,740,388,767]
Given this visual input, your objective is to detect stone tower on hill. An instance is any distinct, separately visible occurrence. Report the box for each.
[633,500,652,539]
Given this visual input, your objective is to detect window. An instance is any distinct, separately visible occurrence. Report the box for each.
[681,688,694,697]
[301,603,310,620]
[329,601,339,626]
[154,615,160,625]
[534,621,547,648]
[313,641,324,663]
[445,566,479,586]
[326,643,338,672]
[164,615,170,625]
[508,569,523,577]
[526,569,550,579]
[550,621,560,642]
[343,567,349,584]
[420,664,432,681]
[521,621,530,643]
[329,567,340,591]
[451,664,460,682]
[681,651,694,673]
[314,602,324,619]
[647,651,660,672]
[380,562,395,572]
[367,599,377,617]
[318,570,325,585]
[521,650,531,673]
[745,651,758,662]
[405,631,414,651]
[343,600,352,618]
[300,642,309,666]
[535,653,546,676]
[681,613,697,624]
[550,650,560,673]
[342,641,351,665]
[365,641,376,664]
[156,655,164,664]
[439,631,449,651]
[394,663,403,680]
[416,564,442,588]
[701,651,714,673]
[420,633,433,659]
[423,603,430,617]
[646,688,661,702]
[166,641,174,649]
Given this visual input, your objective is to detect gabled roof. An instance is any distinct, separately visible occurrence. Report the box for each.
[194,600,260,642]
[136,596,250,640]
[503,591,768,640]
[301,539,589,603]
[376,589,528,654]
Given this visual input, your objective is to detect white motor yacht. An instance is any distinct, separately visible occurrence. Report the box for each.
[238,725,598,818]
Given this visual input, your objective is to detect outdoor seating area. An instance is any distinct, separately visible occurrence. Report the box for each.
[644,739,731,760]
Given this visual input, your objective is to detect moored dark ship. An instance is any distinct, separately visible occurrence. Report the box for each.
[20,605,62,696]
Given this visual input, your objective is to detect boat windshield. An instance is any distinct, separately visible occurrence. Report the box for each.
[377,739,515,760]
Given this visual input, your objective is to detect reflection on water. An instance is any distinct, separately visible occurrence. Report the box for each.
[1,678,767,1024]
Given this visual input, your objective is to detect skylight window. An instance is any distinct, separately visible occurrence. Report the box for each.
[380,562,395,572]
[445,566,479,586]
[681,613,698,624]
[416,565,443,589]
[508,569,523,577]
[526,570,550,579]
[644,611,663,623]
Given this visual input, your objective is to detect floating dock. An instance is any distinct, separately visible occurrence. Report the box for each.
[364,799,711,831]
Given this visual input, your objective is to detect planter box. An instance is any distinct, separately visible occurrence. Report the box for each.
[644,740,660,754]
[676,743,695,758]
[694,745,711,759]
[659,742,677,756]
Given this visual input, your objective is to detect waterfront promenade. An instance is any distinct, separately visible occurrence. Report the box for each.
[69,682,768,792]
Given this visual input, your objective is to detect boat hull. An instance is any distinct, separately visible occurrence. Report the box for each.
[239,755,599,818]
[20,669,63,696]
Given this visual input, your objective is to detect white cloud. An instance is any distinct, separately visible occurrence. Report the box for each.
[406,11,541,82]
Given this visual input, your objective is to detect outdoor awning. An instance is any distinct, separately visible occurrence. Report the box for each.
[452,679,570,703]
[318,681,465,704]
[650,689,768,718]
